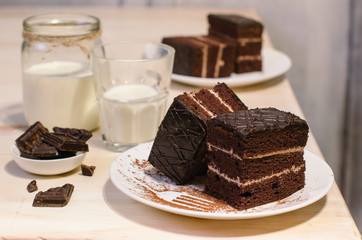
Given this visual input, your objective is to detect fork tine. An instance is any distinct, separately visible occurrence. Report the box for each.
[172,194,216,211]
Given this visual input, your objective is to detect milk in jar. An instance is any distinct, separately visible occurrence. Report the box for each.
[21,14,102,130]
[22,61,98,130]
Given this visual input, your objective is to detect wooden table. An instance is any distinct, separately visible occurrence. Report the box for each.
[0,7,360,240]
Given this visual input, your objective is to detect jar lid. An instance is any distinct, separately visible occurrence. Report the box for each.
[23,13,100,37]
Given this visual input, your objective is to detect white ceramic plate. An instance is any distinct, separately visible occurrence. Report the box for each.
[110,142,334,220]
[172,47,292,87]
[10,144,86,175]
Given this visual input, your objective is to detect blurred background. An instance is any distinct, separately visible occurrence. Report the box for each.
[1,0,361,232]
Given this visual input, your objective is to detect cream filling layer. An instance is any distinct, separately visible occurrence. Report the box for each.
[208,89,234,112]
[237,37,262,47]
[195,36,225,78]
[188,38,209,78]
[214,44,226,77]
[207,143,304,160]
[208,163,305,187]
[187,93,216,118]
[201,46,208,78]
[237,55,262,62]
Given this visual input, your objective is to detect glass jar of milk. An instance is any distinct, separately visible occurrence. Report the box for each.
[21,14,102,130]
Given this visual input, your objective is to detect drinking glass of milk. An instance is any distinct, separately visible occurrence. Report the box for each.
[21,14,102,130]
[91,42,175,152]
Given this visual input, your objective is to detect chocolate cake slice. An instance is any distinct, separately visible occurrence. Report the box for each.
[208,14,263,74]
[162,35,236,78]
[205,108,309,210]
[148,83,248,184]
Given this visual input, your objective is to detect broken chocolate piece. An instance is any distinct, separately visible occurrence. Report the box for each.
[32,183,74,207]
[16,121,48,152]
[42,132,89,152]
[20,142,58,159]
[81,164,96,176]
[15,122,58,159]
[53,127,92,142]
[27,180,38,193]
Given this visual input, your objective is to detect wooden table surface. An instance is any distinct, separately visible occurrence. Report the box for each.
[0,6,360,240]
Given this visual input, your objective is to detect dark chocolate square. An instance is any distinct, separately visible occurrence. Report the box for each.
[81,164,96,176]
[32,184,74,207]
[42,132,89,152]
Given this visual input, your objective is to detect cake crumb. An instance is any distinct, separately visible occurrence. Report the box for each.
[27,180,38,193]
[81,164,96,176]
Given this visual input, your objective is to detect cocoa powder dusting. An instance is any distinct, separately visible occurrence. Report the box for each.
[127,158,238,213]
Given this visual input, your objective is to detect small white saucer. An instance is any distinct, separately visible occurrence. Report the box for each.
[10,144,86,175]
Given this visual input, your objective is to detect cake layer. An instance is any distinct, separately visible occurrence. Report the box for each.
[177,82,248,120]
[212,82,248,111]
[235,59,262,74]
[208,14,264,38]
[205,164,305,210]
[196,35,237,77]
[162,36,236,78]
[208,29,262,55]
[207,108,309,157]
[207,143,305,181]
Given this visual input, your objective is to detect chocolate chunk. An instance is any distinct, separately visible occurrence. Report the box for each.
[33,184,74,207]
[15,122,58,159]
[20,142,58,159]
[53,127,92,142]
[42,132,89,152]
[57,150,76,158]
[27,180,38,193]
[16,121,48,152]
[81,164,96,176]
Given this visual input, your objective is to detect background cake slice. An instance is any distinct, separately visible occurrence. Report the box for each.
[208,14,263,74]
[162,36,236,78]
[205,108,309,209]
[148,83,248,184]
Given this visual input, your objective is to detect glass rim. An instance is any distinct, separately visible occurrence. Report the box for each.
[23,13,100,37]
[90,41,175,63]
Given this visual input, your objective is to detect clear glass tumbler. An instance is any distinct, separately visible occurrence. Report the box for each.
[91,42,175,152]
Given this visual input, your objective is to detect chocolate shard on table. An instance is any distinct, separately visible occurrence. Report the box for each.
[81,164,96,176]
[42,132,89,152]
[27,180,38,193]
[53,127,92,142]
[148,83,248,185]
[32,183,74,207]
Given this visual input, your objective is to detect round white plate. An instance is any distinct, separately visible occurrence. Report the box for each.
[110,142,334,220]
[172,47,292,87]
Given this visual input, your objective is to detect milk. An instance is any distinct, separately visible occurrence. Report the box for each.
[22,61,99,130]
[98,84,168,146]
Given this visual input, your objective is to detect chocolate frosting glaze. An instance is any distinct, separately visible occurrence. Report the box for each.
[209,14,263,28]
[148,97,208,185]
[209,108,308,137]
